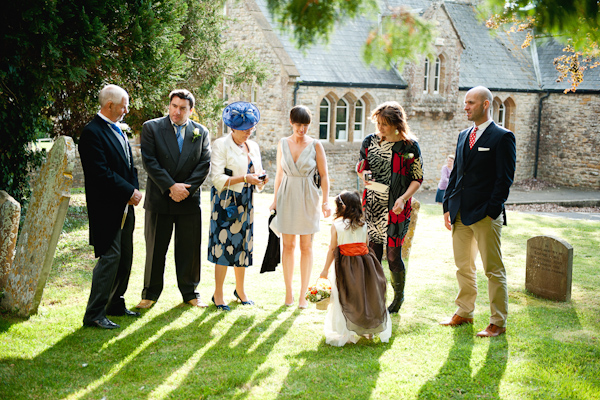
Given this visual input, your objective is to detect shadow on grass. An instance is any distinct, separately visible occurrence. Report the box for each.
[511,297,600,397]
[0,305,195,399]
[274,330,392,399]
[418,326,508,399]
[165,305,298,399]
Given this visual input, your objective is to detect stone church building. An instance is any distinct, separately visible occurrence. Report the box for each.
[219,0,600,193]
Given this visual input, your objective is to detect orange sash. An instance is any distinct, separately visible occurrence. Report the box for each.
[339,243,369,256]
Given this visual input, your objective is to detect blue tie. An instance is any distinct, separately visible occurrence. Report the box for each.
[175,125,184,153]
[111,123,125,139]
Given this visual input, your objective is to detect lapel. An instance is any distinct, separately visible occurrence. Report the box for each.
[96,116,129,166]
[175,121,201,172]
[162,117,181,162]
[464,122,496,167]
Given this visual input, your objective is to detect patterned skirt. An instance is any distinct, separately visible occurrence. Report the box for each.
[208,185,254,268]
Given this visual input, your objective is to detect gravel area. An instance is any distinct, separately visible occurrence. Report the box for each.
[508,179,600,213]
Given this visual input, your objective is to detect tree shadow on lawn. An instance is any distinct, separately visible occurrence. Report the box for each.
[274,334,391,399]
[164,305,298,399]
[0,305,195,399]
[417,326,508,400]
[510,296,600,396]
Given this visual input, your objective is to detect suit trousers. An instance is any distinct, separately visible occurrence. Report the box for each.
[452,212,508,327]
[83,208,135,323]
[142,210,202,302]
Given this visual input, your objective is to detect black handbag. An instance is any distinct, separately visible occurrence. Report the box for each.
[313,170,321,188]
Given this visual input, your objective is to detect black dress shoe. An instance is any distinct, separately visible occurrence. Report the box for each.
[234,289,255,306]
[83,317,120,329]
[212,296,231,312]
[106,308,141,317]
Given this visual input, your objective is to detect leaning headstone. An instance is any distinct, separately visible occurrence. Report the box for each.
[1,136,75,316]
[401,199,420,263]
[525,235,573,302]
[0,191,21,291]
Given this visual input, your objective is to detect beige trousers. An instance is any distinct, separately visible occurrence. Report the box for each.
[452,212,508,327]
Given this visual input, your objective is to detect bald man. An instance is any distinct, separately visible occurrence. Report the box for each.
[440,86,516,337]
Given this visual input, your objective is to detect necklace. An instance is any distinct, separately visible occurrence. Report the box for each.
[232,136,245,148]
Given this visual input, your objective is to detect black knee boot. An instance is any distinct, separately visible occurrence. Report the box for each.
[388,270,406,314]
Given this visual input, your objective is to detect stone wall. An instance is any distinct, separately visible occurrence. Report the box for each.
[537,93,600,187]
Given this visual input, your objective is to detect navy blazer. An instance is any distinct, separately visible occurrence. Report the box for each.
[79,115,139,257]
[443,121,516,226]
[141,116,211,215]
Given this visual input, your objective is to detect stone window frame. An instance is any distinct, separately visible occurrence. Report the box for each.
[354,99,365,142]
[319,92,374,144]
[493,96,515,131]
[319,97,332,141]
[423,53,447,94]
[335,98,349,141]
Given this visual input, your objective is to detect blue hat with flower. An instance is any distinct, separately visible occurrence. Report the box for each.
[222,101,261,131]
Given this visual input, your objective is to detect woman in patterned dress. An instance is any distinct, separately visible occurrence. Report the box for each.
[208,102,268,311]
[356,101,424,314]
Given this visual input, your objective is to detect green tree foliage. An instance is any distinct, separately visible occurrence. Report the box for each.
[480,0,599,92]
[0,0,267,205]
[265,0,436,70]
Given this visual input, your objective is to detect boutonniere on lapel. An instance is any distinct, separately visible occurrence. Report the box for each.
[402,153,414,160]
[192,127,201,142]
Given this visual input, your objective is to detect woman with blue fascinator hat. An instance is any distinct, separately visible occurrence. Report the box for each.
[208,101,269,311]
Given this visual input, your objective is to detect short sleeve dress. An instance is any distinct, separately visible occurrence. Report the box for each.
[274,138,320,235]
[323,219,392,347]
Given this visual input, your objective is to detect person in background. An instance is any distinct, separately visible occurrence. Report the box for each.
[435,155,455,203]
[208,102,268,311]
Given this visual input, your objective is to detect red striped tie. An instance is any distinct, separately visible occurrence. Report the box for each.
[469,126,478,150]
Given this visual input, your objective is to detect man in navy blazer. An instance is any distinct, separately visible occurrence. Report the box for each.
[136,89,211,309]
[79,84,143,329]
[440,86,516,337]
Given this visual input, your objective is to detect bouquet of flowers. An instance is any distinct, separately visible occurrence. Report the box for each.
[305,278,331,310]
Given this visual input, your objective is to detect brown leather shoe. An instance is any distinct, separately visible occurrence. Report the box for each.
[135,299,155,309]
[476,324,506,337]
[187,298,208,308]
[439,314,473,327]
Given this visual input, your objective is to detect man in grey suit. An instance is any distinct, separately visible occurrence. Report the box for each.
[440,86,516,337]
[136,89,211,309]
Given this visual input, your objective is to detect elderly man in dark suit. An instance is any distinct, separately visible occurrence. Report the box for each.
[440,86,516,337]
[79,84,143,329]
[136,89,211,309]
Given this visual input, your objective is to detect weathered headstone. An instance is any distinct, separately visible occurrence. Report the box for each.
[0,191,21,292]
[525,235,573,301]
[402,199,420,263]
[1,136,75,316]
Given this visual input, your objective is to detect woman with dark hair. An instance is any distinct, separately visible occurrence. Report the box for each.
[270,105,332,308]
[356,101,424,314]
[208,102,268,311]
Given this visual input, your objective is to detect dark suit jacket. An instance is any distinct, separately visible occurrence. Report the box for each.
[79,115,139,257]
[443,121,516,226]
[141,116,211,214]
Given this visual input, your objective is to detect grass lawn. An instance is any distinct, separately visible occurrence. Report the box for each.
[1,191,599,399]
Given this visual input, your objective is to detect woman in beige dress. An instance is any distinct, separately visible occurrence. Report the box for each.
[270,105,332,308]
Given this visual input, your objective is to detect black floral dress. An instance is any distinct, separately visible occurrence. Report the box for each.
[358,134,424,247]
[208,161,255,267]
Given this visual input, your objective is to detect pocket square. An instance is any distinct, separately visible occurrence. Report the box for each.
[478,147,490,151]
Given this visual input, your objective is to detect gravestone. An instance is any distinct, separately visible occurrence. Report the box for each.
[525,235,573,301]
[1,136,75,316]
[0,191,21,292]
[402,199,420,263]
